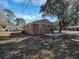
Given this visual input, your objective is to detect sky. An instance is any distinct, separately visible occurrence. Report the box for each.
[0,0,58,23]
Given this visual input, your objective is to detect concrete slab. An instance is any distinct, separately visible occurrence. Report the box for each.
[45,32,65,37]
[62,31,79,35]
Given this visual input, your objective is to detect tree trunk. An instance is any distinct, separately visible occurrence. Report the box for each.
[59,28,62,32]
[59,26,63,33]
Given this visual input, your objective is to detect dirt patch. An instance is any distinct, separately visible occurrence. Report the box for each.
[0,34,79,59]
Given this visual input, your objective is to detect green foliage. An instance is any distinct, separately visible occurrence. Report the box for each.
[40,0,79,32]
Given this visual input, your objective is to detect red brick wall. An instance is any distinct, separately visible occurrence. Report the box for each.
[23,24,33,34]
[32,24,39,34]
[23,24,53,35]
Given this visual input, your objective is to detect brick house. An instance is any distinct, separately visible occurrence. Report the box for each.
[23,19,54,35]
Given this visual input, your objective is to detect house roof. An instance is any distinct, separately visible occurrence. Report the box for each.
[28,19,53,25]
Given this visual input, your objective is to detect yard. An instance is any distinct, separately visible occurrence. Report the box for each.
[0,31,79,59]
[0,31,79,40]
[0,31,28,40]
[0,32,11,36]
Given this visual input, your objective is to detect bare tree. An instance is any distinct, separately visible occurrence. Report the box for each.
[16,18,25,27]
[3,9,16,26]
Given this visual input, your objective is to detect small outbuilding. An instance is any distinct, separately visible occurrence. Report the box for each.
[23,19,54,35]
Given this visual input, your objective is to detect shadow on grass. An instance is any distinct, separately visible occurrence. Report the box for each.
[38,34,79,59]
[9,32,27,38]
[0,32,79,40]
[0,33,79,59]
[0,32,29,40]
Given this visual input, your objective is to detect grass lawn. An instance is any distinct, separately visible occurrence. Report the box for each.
[0,32,11,36]
[0,32,11,40]
[0,31,28,40]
